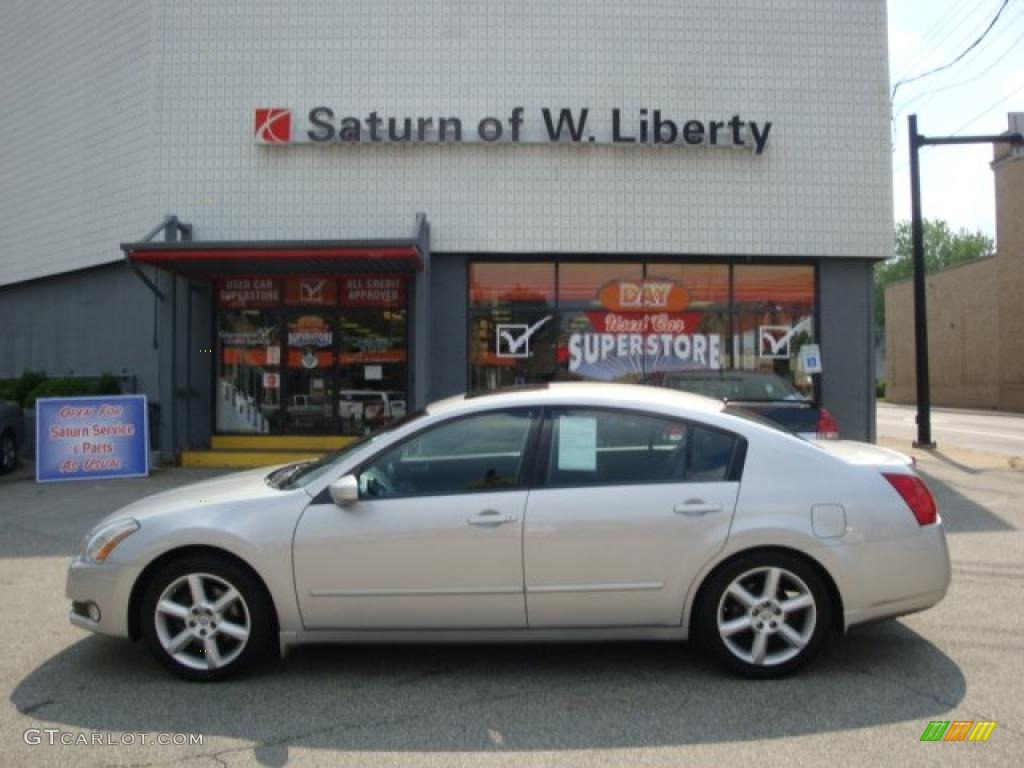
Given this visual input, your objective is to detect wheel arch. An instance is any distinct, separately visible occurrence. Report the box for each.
[127,545,281,642]
[686,545,845,640]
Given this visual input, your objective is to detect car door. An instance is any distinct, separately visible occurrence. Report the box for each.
[524,407,743,628]
[293,407,540,630]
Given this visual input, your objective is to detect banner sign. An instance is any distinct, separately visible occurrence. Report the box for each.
[340,277,407,308]
[36,395,149,483]
[256,107,773,154]
[217,279,280,308]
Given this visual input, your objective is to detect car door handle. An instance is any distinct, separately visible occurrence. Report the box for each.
[674,500,723,516]
[467,510,518,526]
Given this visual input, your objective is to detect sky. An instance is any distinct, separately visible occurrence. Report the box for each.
[888,0,1024,248]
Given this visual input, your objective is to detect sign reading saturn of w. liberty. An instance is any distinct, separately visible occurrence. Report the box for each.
[254,106,773,152]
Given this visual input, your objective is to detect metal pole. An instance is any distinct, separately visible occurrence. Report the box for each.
[908,114,935,448]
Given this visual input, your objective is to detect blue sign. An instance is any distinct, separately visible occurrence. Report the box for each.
[36,395,149,483]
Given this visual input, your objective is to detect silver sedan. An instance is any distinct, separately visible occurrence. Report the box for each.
[66,382,951,680]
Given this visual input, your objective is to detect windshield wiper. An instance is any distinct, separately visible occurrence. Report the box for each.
[266,461,313,489]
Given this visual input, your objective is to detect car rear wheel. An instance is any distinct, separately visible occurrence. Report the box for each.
[697,552,831,678]
[140,555,275,681]
[0,430,17,474]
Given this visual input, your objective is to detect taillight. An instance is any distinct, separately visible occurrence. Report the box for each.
[883,473,938,526]
[816,408,839,439]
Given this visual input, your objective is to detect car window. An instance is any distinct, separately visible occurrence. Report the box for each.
[358,409,537,499]
[664,373,804,401]
[544,408,738,487]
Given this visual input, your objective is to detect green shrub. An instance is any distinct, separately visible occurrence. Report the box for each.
[26,378,94,407]
[96,372,122,395]
[7,371,124,407]
[13,370,47,407]
[876,380,886,399]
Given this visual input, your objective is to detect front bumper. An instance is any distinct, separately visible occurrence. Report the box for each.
[65,557,140,639]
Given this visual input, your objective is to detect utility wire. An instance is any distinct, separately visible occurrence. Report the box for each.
[891,0,1012,102]
[892,81,1024,174]
[892,0,986,79]
[894,23,1024,120]
[950,79,1024,134]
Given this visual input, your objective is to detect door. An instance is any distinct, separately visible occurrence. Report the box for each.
[524,407,742,628]
[293,408,540,629]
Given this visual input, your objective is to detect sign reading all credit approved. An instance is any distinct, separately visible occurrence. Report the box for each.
[36,395,149,483]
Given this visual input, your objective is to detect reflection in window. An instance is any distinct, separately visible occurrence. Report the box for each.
[544,409,738,486]
[359,410,536,498]
[466,262,815,395]
[733,265,815,396]
[470,263,555,309]
[217,310,281,433]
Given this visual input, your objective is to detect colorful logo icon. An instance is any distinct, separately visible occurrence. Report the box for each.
[920,720,996,742]
[254,108,292,144]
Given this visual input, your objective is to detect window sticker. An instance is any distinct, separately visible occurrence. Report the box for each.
[558,416,597,471]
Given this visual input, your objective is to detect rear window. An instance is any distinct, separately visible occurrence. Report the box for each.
[665,373,805,401]
[724,405,799,437]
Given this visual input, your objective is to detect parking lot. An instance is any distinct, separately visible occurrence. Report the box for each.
[1,444,1021,767]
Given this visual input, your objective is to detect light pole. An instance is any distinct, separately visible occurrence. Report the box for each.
[905,115,1023,448]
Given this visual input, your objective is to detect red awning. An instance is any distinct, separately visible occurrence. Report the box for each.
[122,241,423,279]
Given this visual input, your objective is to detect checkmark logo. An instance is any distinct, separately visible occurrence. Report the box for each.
[496,316,553,358]
[759,319,810,359]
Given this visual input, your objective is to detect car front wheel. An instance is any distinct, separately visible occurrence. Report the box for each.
[697,552,832,678]
[140,555,275,681]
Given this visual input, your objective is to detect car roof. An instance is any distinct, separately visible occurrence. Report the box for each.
[427,382,725,417]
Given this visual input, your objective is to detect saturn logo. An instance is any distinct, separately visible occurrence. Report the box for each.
[254,108,292,144]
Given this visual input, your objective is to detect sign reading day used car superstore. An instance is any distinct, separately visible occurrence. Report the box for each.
[255,107,773,153]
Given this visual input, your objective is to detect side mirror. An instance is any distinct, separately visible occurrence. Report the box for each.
[328,474,360,506]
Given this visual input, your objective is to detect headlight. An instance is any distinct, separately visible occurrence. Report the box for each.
[82,519,140,563]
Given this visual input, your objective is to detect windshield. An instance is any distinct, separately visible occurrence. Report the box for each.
[268,410,428,490]
[664,373,806,402]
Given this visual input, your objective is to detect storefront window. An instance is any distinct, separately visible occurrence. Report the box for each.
[466,261,814,394]
[215,276,409,435]
[469,263,555,309]
[216,279,283,434]
[557,263,643,309]
[732,265,815,395]
[469,263,557,390]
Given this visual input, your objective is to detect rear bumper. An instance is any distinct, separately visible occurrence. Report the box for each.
[839,523,952,629]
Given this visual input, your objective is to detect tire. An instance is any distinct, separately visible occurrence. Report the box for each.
[0,430,17,474]
[696,551,832,679]
[140,554,276,681]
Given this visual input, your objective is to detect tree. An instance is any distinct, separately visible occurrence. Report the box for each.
[874,219,994,330]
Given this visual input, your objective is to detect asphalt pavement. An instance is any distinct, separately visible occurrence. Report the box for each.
[877,402,1024,459]
[1,445,1021,767]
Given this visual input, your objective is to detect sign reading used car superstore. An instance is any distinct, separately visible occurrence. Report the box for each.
[255,107,773,153]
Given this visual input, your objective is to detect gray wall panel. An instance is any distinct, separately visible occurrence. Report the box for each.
[0,262,160,401]
[429,254,468,401]
[819,259,876,442]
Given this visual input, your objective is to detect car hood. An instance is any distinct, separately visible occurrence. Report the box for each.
[811,440,913,467]
[102,464,302,525]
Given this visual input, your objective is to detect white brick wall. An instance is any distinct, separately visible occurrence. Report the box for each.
[0,0,156,287]
[1,0,893,287]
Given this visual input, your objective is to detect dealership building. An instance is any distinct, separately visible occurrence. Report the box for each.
[0,1,891,464]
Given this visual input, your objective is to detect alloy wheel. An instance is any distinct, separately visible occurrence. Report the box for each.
[153,572,251,671]
[716,566,817,667]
